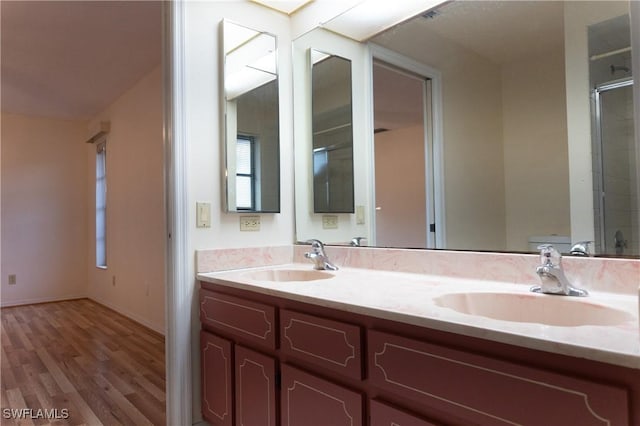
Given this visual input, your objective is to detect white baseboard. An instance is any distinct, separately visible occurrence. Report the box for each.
[88,296,165,335]
[0,294,87,308]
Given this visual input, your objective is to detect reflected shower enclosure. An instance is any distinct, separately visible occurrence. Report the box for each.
[589,14,638,256]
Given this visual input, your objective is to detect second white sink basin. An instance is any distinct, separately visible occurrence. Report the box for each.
[434,292,634,327]
[242,269,335,282]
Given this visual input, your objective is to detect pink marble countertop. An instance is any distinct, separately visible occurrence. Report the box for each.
[198,263,640,370]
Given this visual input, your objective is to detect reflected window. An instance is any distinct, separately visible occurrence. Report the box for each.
[236,135,255,210]
[96,140,107,268]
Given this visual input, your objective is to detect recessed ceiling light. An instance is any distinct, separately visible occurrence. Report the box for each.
[251,0,314,15]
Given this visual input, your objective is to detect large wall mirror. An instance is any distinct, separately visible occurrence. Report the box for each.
[293,1,638,257]
[222,20,280,213]
[311,49,355,213]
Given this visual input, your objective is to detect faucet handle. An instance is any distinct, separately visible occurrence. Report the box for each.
[538,244,562,266]
[570,241,593,256]
[305,239,325,251]
[350,237,366,247]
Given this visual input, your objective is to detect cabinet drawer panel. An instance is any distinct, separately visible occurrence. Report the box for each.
[200,289,276,349]
[200,331,233,426]
[368,330,629,426]
[281,364,363,426]
[280,309,362,379]
[370,400,440,426]
[235,346,277,426]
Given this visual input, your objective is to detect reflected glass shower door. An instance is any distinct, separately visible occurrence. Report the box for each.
[594,79,638,256]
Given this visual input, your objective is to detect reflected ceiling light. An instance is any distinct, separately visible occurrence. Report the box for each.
[251,0,314,15]
[322,0,446,41]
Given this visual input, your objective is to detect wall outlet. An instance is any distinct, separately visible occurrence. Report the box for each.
[112,276,116,287]
[322,215,338,229]
[8,274,16,285]
[240,215,261,231]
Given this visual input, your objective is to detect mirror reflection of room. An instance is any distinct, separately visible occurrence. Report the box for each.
[311,50,355,213]
[223,20,280,213]
[373,61,430,249]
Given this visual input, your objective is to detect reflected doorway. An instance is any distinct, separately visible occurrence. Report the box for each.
[372,61,435,248]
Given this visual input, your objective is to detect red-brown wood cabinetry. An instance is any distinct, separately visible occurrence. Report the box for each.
[235,345,277,426]
[200,280,639,426]
[280,364,363,426]
[200,331,233,426]
[370,400,440,426]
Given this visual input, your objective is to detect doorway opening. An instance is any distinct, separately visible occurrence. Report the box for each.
[370,48,444,249]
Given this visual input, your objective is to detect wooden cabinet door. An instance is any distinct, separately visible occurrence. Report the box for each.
[200,331,233,426]
[281,364,362,426]
[370,400,440,426]
[235,346,277,426]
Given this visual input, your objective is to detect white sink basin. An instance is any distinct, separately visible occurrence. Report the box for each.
[434,292,634,327]
[242,269,335,282]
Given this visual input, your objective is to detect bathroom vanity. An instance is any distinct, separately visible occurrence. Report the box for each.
[198,260,639,426]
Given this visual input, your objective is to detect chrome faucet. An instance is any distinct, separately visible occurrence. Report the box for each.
[531,244,588,297]
[569,240,592,256]
[304,239,338,271]
[350,237,366,247]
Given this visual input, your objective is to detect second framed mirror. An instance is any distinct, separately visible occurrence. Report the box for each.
[310,49,354,213]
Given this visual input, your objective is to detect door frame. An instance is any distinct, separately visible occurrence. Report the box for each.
[368,43,446,248]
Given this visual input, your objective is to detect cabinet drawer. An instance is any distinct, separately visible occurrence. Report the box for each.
[368,330,629,426]
[280,309,362,379]
[200,289,277,349]
[281,364,363,426]
[370,400,440,426]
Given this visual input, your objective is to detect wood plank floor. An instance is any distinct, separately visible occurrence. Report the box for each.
[1,299,166,426]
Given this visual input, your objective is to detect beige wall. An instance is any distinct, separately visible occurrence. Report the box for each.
[502,52,571,251]
[374,25,507,251]
[1,113,88,305]
[86,65,165,334]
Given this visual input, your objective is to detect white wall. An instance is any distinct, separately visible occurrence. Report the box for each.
[182,2,294,422]
[86,65,165,333]
[502,53,571,251]
[1,113,88,306]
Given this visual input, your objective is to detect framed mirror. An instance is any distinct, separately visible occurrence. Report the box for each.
[222,20,280,213]
[293,1,638,257]
[311,49,354,213]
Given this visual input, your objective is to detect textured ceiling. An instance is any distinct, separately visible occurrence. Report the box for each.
[1,1,162,120]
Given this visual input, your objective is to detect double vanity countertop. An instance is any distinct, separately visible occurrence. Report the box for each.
[198,262,640,370]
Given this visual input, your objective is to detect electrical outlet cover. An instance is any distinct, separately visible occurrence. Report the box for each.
[240,215,261,231]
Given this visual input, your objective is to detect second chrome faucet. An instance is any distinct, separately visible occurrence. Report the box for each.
[304,239,338,271]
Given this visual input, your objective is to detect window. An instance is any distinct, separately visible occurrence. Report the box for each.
[96,141,107,268]
[236,135,255,210]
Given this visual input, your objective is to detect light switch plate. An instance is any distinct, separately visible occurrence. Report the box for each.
[322,215,338,229]
[356,205,365,225]
[240,215,261,231]
[196,202,211,228]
